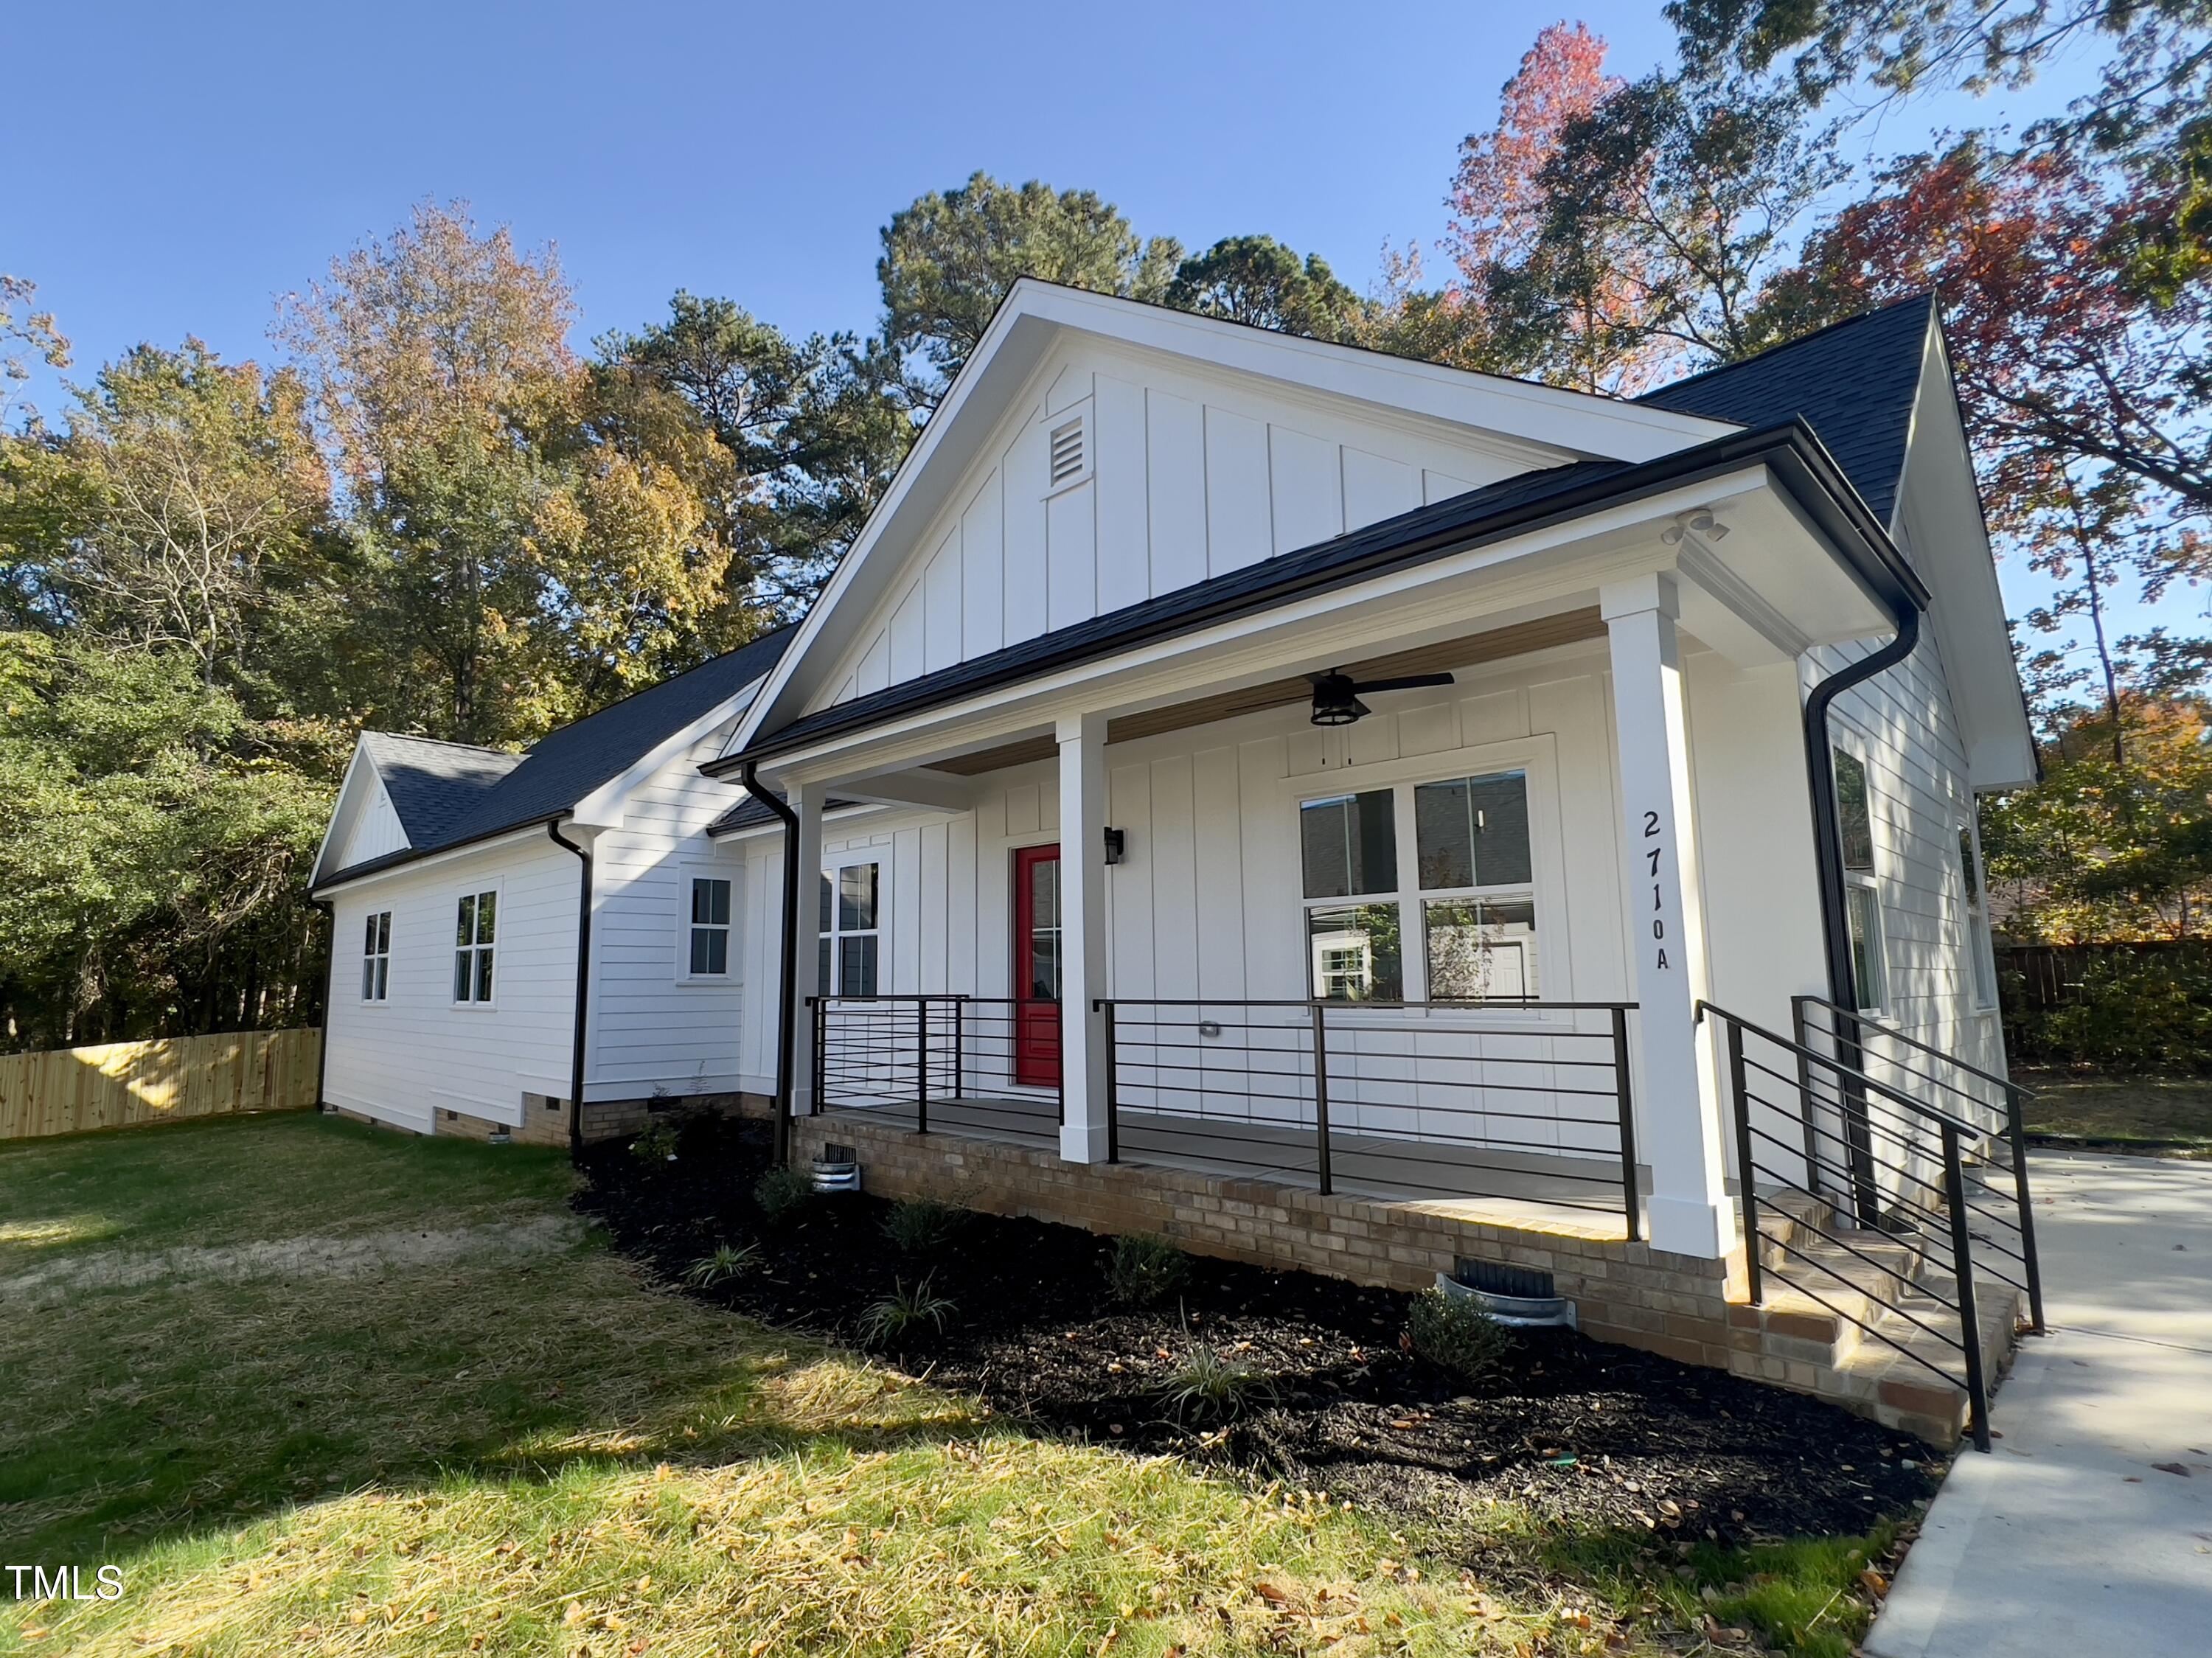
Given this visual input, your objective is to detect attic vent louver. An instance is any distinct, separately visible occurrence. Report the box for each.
[1048,417,1085,487]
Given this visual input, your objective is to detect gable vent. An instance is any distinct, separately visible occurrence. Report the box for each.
[1048,416,1085,487]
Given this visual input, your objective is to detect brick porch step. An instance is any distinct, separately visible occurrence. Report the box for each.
[1733,1191,2028,1446]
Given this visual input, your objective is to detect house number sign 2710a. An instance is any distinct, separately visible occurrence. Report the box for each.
[1643,808,1672,973]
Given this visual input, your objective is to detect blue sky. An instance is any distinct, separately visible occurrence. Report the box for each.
[9,1,2200,652]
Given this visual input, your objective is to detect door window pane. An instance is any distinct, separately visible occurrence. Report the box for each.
[1305,902,1402,1001]
[1424,898,1538,999]
[1299,790,1397,899]
[1414,771,1531,890]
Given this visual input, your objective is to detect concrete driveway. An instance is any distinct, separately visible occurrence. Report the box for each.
[1867,1150,2212,1657]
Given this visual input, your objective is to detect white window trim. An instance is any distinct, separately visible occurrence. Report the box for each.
[360,909,393,1006]
[1040,398,1094,498]
[675,863,737,985]
[451,880,503,1010]
[1832,744,1891,1018]
[1281,735,1572,1029]
[1958,814,1999,1014]
[818,854,886,997]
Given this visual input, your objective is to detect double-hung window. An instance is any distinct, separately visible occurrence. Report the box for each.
[361,910,392,1002]
[687,875,732,978]
[453,889,496,1004]
[818,861,880,996]
[1298,767,1540,1003]
[1958,821,1997,1010]
[1832,750,1888,1012]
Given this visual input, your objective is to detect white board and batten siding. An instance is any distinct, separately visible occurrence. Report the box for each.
[804,342,1548,714]
[334,776,411,868]
[745,648,1662,1160]
[322,834,582,1132]
[587,729,748,1101]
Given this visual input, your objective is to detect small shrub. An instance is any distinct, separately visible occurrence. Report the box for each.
[753,1165,815,1222]
[1405,1287,1512,1382]
[1106,1233,1189,1305]
[630,1119,680,1161]
[683,1242,759,1287]
[858,1275,957,1344]
[883,1197,968,1254]
[1160,1343,1274,1423]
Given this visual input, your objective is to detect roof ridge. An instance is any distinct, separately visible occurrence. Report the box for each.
[519,622,799,755]
[364,730,519,758]
[1637,294,1934,403]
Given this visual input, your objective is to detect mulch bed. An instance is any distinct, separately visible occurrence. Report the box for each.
[575,1114,1940,1550]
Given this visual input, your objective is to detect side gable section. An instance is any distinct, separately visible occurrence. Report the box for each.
[802,338,1576,715]
[313,745,412,888]
[1888,324,2037,789]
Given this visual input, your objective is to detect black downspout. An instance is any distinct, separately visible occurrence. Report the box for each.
[310,898,334,1112]
[1802,603,1921,1224]
[548,820,594,1162]
[740,760,799,1171]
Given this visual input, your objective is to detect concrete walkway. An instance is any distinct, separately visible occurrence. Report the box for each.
[1868,1151,2212,1657]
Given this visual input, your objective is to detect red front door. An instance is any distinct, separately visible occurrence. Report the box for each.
[1013,844,1062,1087]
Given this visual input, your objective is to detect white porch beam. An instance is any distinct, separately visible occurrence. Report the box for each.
[1600,573,1735,1258]
[835,767,975,813]
[1055,711,1110,1163]
[785,780,826,1121]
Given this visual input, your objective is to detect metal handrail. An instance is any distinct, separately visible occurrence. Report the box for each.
[1096,995,1641,1233]
[1708,998,2023,1451]
[1793,994,2031,1105]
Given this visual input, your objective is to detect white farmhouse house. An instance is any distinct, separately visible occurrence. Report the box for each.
[314,282,2041,1445]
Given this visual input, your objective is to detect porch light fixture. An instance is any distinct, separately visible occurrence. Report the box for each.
[1103,826,1126,865]
[1308,668,1456,727]
[1660,507,1731,546]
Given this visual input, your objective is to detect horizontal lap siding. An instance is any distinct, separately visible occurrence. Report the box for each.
[1815,626,2006,1080]
[590,734,747,1098]
[323,837,580,1131]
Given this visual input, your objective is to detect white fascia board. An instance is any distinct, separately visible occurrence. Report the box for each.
[721,279,1742,763]
[1889,327,2038,789]
[568,678,765,830]
[309,821,553,901]
[757,467,1817,787]
[310,741,396,890]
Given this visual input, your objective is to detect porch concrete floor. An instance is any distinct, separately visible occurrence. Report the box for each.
[817,1093,1632,1242]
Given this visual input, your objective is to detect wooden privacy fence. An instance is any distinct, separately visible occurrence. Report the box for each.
[1997,940,2211,1014]
[0,1028,321,1140]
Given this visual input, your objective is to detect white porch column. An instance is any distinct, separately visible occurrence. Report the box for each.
[785,780,826,1121]
[1056,711,1111,1163]
[1600,574,1735,1258]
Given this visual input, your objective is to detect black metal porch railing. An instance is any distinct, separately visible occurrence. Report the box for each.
[1791,994,2045,1337]
[1096,998,1642,1233]
[808,995,1063,1146]
[1701,999,2044,1453]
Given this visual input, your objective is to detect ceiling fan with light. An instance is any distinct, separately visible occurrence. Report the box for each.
[1307,667,1456,727]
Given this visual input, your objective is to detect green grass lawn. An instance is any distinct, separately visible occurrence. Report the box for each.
[2016,1069,2212,1155]
[0,1113,1899,1656]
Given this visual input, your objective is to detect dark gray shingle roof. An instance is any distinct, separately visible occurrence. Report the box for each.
[707,793,860,837]
[1635,295,1933,525]
[358,734,522,846]
[324,626,796,887]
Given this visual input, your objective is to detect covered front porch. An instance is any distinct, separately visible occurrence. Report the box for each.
[724,460,1900,1270]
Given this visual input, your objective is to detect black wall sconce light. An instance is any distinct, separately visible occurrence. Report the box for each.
[1103,826,1127,865]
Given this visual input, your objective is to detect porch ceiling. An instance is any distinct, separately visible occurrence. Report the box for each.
[925,607,1608,775]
